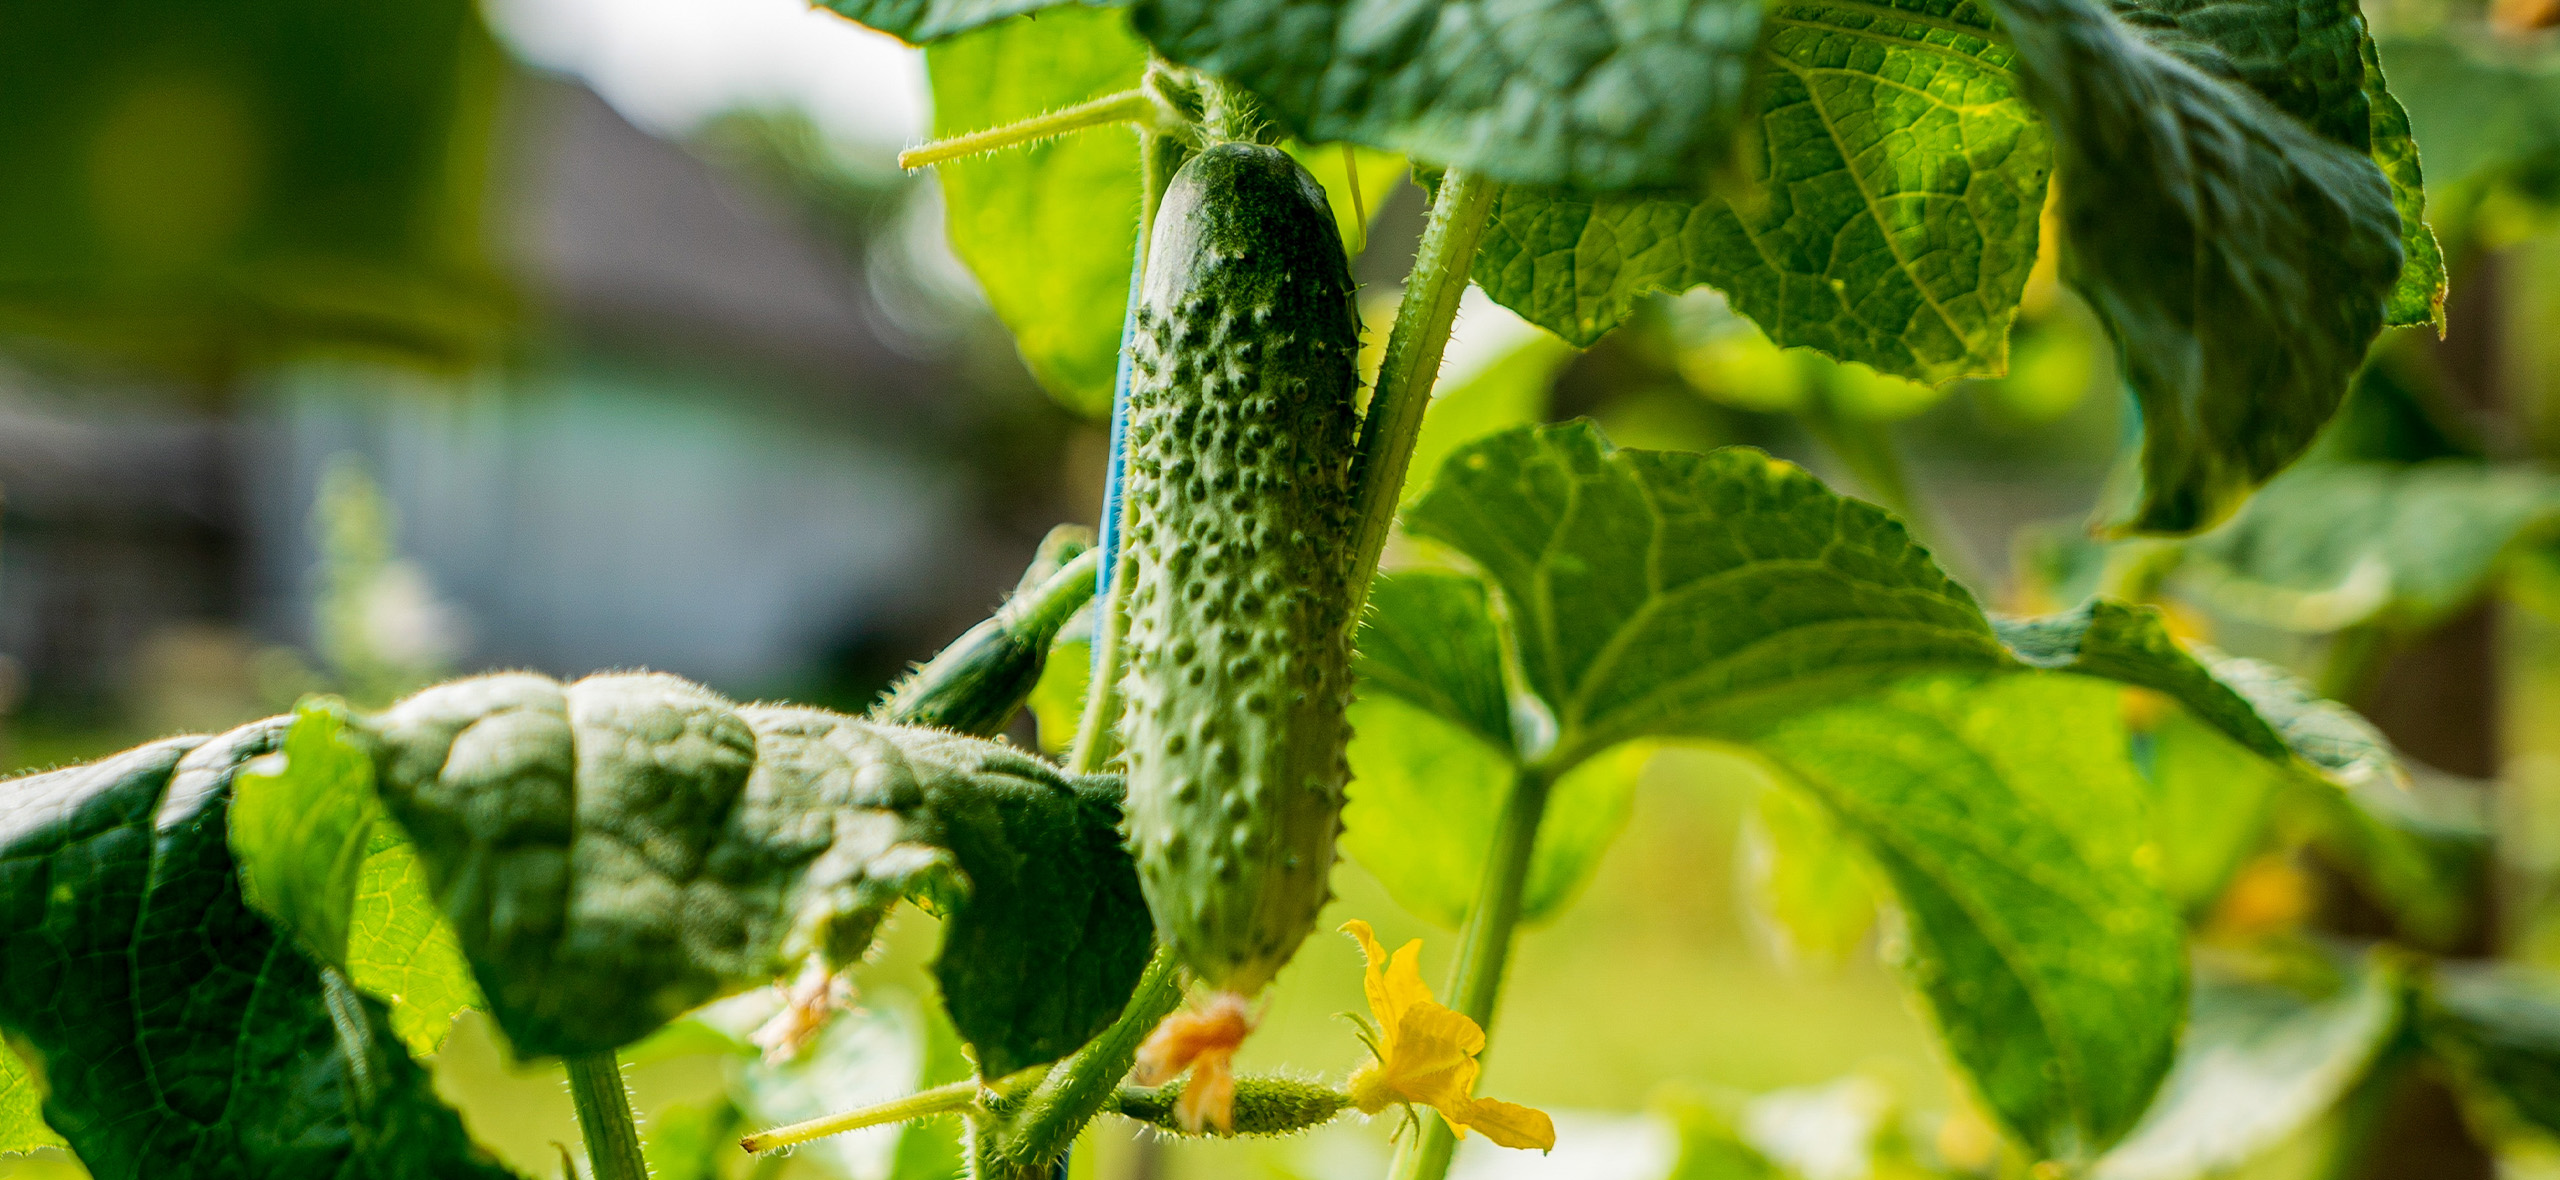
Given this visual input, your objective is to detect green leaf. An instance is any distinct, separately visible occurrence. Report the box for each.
[1027,636,1092,756]
[2422,961,2560,1142]
[356,671,1152,1077]
[2094,956,2402,1180]
[927,7,1148,416]
[1356,572,1515,752]
[822,0,1088,43]
[728,991,935,1179]
[233,701,382,970]
[232,703,483,1058]
[1403,422,2009,765]
[0,1042,63,1155]
[2102,0,2444,329]
[2378,35,2560,199]
[1129,0,1763,191]
[1402,329,1576,509]
[2176,462,2560,634]
[1471,0,2051,381]
[1659,1089,1791,1180]
[0,724,515,1179]
[1752,673,2184,1159]
[1988,0,2403,534]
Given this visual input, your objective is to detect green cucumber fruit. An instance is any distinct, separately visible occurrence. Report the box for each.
[873,525,1098,737]
[1118,142,1362,995]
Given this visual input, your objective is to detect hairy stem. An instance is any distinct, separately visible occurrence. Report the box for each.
[1345,169,1497,612]
[739,1080,981,1154]
[978,946,1186,1168]
[899,88,1157,169]
[563,1053,647,1180]
[1386,764,1554,1180]
[1069,553,1135,774]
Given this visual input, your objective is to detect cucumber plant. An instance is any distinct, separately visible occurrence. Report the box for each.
[9,3,2560,1180]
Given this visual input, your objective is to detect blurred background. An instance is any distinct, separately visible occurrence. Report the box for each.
[2,0,2559,1176]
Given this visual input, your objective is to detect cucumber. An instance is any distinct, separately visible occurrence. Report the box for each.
[1117,142,1362,996]
[872,525,1097,738]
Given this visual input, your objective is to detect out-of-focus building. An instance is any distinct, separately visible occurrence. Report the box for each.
[0,67,1064,740]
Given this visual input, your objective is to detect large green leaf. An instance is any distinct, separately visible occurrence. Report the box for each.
[2176,462,2560,634]
[2378,36,2560,199]
[1360,423,2413,1159]
[350,671,1151,1077]
[927,7,1148,416]
[2102,0,2442,329]
[1472,0,2051,383]
[2094,957,2401,1180]
[1129,0,1763,191]
[0,724,515,1179]
[1988,0,2402,535]
[232,701,483,1058]
[2140,709,2286,912]
[1754,673,2184,1159]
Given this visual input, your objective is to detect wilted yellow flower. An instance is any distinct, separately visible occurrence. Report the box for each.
[1341,920,1555,1151]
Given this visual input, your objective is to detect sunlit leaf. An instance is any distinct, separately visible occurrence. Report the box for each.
[927,8,1148,416]
[822,0,1093,43]
[1472,0,2050,380]
[1742,784,1878,965]
[0,1042,62,1155]
[1284,142,1407,259]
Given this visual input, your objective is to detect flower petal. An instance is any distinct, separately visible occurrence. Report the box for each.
[1453,1097,1556,1151]
[1343,920,1397,1040]
[1389,1003,1485,1109]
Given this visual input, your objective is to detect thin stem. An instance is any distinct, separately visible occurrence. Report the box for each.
[900,89,1156,169]
[563,1053,647,1180]
[1006,547,1100,633]
[1342,145,1368,256]
[739,1080,981,1154]
[1386,764,1555,1180]
[1344,169,1498,613]
[1069,553,1135,774]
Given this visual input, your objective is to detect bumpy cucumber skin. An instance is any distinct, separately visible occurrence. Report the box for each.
[1118,143,1361,995]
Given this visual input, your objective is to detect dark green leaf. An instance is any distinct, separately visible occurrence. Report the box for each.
[823,0,1090,43]
[2176,462,2560,634]
[1753,673,2184,1159]
[2102,0,2442,329]
[927,8,1148,416]
[2094,956,2401,1179]
[356,672,1150,1076]
[1129,0,1762,191]
[2422,962,2560,1141]
[0,724,516,1179]
[1989,0,2403,534]
[1472,0,2051,381]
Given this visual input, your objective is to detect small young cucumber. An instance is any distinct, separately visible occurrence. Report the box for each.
[1119,142,1361,996]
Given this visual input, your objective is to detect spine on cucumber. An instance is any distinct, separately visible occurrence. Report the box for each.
[1118,143,1361,996]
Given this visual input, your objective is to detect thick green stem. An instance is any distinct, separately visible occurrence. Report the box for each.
[976,946,1186,1169]
[563,1053,647,1180]
[1344,169,1498,612]
[900,89,1157,169]
[739,1080,980,1154]
[1386,764,1555,1180]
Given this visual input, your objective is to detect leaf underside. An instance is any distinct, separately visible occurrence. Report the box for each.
[0,725,514,1180]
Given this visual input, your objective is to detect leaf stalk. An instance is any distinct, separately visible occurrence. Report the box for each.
[563,1052,648,1180]
[1344,168,1498,612]
[899,88,1161,170]
[738,1079,981,1154]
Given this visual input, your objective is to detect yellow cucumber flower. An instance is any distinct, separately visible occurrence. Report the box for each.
[1340,920,1555,1151]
